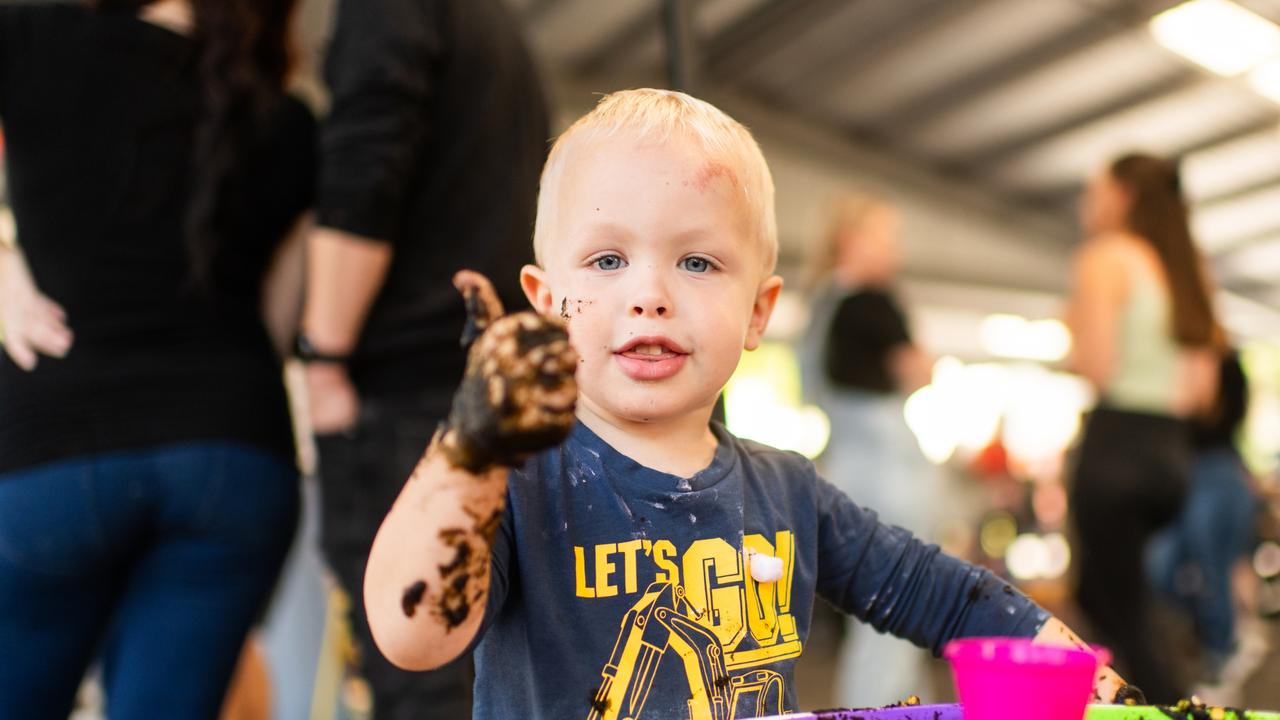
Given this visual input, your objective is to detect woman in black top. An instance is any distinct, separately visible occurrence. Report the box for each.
[0,1,312,717]
[799,192,940,708]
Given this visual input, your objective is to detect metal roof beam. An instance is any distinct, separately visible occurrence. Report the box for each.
[699,0,855,85]
[783,0,993,103]
[882,0,1183,131]
[963,72,1202,166]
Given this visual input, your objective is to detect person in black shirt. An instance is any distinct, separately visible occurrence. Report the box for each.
[295,1,549,716]
[799,192,940,708]
[0,1,312,717]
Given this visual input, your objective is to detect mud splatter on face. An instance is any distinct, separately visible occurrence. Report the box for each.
[559,297,594,321]
[401,580,428,618]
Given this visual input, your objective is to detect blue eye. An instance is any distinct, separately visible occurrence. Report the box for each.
[594,254,626,271]
[681,256,712,273]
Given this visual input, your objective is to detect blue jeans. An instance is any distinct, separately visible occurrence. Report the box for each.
[1147,447,1258,664]
[0,442,299,720]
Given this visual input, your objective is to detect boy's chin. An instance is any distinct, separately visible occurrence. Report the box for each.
[594,393,718,426]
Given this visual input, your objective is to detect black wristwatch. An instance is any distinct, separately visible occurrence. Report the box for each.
[293,333,350,365]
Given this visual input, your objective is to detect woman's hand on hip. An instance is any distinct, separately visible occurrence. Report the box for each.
[0,245,73,371]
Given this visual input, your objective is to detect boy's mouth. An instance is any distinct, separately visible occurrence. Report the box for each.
[614,336,688,381]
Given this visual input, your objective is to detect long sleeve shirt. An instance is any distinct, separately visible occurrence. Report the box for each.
[317,0,550,398]
[469,421,1050,719]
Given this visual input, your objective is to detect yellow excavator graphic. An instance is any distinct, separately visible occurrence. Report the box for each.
[587,581,788,720]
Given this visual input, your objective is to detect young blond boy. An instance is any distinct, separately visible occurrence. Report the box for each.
[363,89,1123,719]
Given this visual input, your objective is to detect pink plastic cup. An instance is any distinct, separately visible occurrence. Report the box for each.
[944,637,1110,720]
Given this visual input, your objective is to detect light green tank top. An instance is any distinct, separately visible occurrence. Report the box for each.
[1107,273,1181,414]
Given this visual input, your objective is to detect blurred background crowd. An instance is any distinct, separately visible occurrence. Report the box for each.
[1,0,1279,719]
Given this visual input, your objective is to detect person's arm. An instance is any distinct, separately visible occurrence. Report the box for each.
[0,241,73,370]
[300,229,391,432]
[1066,240,1125,392]
[364,272,578,669]
[813,476,1130,702]
[302,0,441,431]
[889,343,933,394]
[260,212,313,358]
[1034,617,1130,703]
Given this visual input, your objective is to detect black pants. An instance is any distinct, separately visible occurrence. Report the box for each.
[316,393,473,720]
[1070,406,1190,704]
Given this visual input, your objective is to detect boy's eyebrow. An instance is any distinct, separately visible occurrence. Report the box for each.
[569,221,636,247]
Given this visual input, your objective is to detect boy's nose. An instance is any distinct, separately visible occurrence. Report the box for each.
[631,302,668,317]
[630,267,673,318]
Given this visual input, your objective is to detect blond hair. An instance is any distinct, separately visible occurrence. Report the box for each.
[533,89,777,273]
[805,191,894,290]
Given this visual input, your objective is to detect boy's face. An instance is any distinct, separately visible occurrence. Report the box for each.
[522,135,782,429]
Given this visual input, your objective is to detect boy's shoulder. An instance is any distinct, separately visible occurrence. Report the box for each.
[723,427,818,475]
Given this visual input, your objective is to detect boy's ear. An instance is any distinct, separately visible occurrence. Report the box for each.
[745,275,784,351]
[520,264,555,315]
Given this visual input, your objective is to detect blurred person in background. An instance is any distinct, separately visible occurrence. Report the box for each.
[1147,349,1264,703]
[297,0,549,716]
[0,0,313,717]
[1067,153,1221,704]
[801,193,942,707]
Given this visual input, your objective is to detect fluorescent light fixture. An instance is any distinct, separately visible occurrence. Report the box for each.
[979,314,1072,362]
[1251,57,1280,102]
[1150,0,1280,76]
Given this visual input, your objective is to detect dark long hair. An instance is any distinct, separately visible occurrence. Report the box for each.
[94,0,298,284]
[1110,153,1216,347]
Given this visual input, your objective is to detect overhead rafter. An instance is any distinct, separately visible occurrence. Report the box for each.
[523,0,568,24]
[570,8,662,77]
[1204,224,1280,256]
[1177,115,1280,157]
[1199,175,1280,208]
[663,0,697,91]
[962,71,1204,166]
[1019,115,1280,205]
[783,0,992,103]
[697,0,857,85]
[879,0,1185,131]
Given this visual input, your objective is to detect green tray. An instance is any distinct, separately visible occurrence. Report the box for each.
[1087,705,1280,720]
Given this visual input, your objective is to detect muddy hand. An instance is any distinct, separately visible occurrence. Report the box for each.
[438,271,578,473]
[454,270,504,348]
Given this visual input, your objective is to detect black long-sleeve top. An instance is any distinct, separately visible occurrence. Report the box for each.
[0,4,315,474]
[824,288,913,394]
[318,0,550,398]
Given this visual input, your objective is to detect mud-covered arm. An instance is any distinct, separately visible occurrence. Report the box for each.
[364,271,576,670]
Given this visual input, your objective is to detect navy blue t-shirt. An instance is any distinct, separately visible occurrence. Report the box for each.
[472,422,1049,719]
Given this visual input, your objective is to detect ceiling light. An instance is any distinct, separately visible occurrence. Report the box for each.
[979,314,1072,362]
[1251,57,1280,102]
[1150,0,1280,76]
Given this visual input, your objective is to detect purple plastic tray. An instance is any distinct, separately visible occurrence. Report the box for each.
[759,704,964,720]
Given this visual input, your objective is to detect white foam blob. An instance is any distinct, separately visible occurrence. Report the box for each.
[749,552,784,583]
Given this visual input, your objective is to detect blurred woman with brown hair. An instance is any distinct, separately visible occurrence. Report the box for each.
[0,0,313,716]
[1067,153,1222,704]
